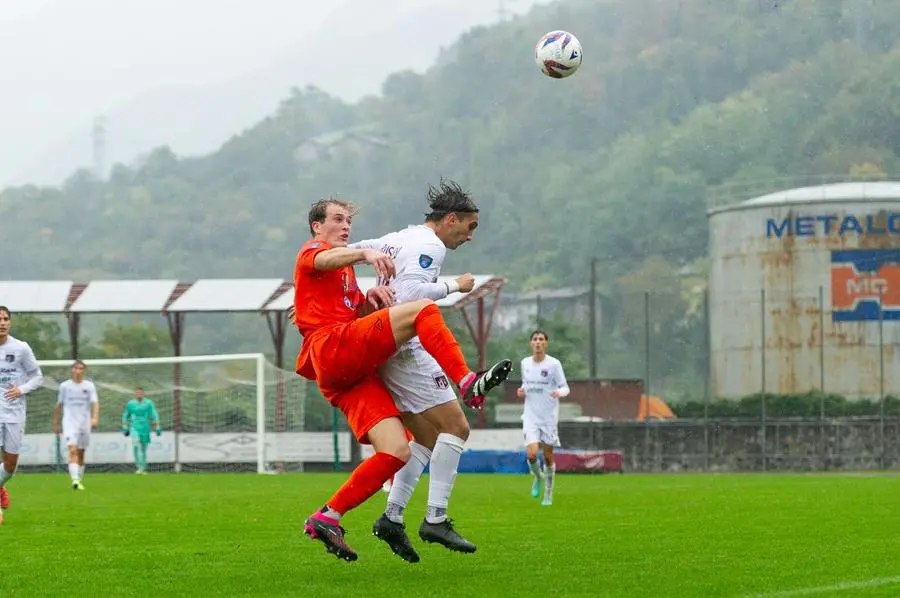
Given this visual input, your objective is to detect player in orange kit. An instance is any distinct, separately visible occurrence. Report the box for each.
[293,197,511,562]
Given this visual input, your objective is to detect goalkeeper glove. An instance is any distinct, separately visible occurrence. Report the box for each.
[155,427,162,437]
[122,426,130,437]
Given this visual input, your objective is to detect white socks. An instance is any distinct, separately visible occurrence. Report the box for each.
[543,463,556,499]
[385,442,432,523]
[0,463,13,488]
[69,463,86,482]
[528,458,543,479]
[426,433,466,524]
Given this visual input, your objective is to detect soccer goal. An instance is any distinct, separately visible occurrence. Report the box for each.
[23,353,347,473]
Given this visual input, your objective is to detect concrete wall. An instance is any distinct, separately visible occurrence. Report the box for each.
[559,418,900,472]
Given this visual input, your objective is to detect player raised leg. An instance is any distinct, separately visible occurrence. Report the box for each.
[351,182,496,557]
[294,199,508,560]
[0,306,45,524]
[387,299,511,406]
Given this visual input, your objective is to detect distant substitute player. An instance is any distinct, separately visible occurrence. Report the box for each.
[53,360,100,490]
[293,197,511,562]
[121,387,162,474]
[350,179,481,561]
[517,330,569,506]
[0,306,44,523]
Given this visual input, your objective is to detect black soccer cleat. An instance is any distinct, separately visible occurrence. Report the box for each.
[460,359,512,409]
[372,514,420,563]
[304,513,359,562]
[418,518,477,554]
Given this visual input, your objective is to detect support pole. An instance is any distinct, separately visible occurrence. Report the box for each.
[166,312,185,473]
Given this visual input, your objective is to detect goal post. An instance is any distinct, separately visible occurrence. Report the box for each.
[22,353,348,473]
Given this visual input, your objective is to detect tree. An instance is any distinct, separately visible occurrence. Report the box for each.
[7,315,66,360]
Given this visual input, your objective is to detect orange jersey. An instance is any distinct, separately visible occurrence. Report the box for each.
[293,239,365,375]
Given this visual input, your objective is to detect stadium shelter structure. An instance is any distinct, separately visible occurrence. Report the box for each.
[0,275,507,429]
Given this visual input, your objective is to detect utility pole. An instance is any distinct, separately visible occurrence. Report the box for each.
[589,257,598,379]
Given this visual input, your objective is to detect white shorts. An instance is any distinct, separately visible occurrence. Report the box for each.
[524,422,560,448]
[64,428,91,450]
[0,422,24,454]
[379,344,458,414]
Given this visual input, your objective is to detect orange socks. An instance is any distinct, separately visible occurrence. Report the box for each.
[413,303,472,385]
[326,452,405,515]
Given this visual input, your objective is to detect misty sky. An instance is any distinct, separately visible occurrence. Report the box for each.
[0,0,537,187]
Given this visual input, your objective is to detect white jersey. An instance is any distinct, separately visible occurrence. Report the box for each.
[520,355,569,427]
[351,225,450,349]
[351,225,461,413]
[57,379,99,432]
[0,335,44,424]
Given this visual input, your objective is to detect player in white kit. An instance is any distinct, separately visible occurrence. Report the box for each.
[350,179,502,562]
[53,360,100,490]
[517,329,569,506]
[0,306,45,524]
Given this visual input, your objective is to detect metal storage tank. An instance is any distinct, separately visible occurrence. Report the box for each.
[707,181,900,399]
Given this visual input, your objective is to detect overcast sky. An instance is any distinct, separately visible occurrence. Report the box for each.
[0,0,541,187]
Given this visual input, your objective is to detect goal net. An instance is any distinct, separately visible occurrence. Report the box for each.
[21,353,348,473]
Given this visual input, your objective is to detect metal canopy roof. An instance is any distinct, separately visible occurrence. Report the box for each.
[0,276,506,314]
[166,278,286,312]
[0,281,74,313]
[262,275,504,311]
[70,280,180,313]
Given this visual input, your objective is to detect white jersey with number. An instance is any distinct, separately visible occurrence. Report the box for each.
[350,225,458,413]
[0,335,44,424]
[57,379,99,433]
[520,355,568,428]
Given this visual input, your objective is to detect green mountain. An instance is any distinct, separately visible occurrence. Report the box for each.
[3,0,899,397]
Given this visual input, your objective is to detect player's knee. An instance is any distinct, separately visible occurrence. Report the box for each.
[445,417,470,441]
[385,441,411,463]
[397,298,435,322]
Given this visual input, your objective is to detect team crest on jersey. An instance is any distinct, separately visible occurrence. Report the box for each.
[4,354,13,363]
[418,254,433,268]
[541,369,548,377]
[433,373,450,389]
[344,297,353,309]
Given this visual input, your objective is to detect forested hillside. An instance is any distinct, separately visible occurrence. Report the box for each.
[3,0,899,396]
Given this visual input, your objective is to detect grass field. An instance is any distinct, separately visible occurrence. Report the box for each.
[1,471,899,597]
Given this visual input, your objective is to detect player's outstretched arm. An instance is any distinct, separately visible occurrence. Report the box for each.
[314,248,395,280]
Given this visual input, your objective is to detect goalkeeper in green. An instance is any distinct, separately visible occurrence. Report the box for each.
[121,387,161,474]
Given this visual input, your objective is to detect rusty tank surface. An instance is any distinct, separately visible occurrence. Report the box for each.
[707,181,900,399]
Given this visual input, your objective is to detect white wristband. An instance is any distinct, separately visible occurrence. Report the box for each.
[445,280,460,294]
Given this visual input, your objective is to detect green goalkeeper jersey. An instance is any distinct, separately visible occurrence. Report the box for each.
[122,399,159,433]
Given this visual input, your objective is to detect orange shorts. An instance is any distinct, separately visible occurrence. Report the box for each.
[306,310,401,443]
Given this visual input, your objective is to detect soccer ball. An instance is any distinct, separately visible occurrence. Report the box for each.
[534,30,582,79]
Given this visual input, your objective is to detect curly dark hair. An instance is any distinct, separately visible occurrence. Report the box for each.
[424,178,479,222]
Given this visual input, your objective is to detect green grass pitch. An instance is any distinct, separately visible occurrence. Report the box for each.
[1,472,898,597]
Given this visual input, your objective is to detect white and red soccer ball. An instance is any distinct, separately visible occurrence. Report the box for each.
[534,30,582,79]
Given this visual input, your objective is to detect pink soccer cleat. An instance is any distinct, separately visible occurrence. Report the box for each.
[459,360,512,409]
[304,510,358,561]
